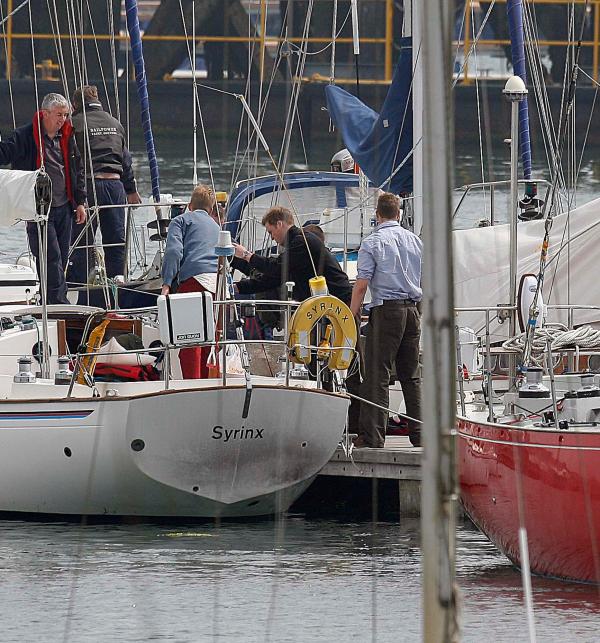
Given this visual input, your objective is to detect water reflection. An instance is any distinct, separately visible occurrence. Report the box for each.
[0,516,599,642]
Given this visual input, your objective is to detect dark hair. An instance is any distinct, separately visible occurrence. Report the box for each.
[261,206,294,227]
[72,85,99,112]
[303,224,325,243]
[376,192,400,220]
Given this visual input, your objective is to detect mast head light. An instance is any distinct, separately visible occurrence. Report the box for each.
[503,76,528,102]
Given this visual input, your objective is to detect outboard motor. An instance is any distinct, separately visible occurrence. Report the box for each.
[330,148,355,173]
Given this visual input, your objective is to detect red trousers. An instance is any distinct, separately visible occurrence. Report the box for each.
[176,277,212,379]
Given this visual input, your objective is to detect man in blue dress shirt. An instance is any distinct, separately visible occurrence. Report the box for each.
[350,193,423,448]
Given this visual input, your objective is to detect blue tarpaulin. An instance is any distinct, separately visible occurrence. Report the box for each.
[325,37,413,194]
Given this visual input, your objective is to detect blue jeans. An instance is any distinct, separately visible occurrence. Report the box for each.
[26,202,72,305]
[68,178,126,284]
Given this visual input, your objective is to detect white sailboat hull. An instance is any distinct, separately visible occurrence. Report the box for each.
[0,385,348,518]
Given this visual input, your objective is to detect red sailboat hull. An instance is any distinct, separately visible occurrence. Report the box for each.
[458,417,600,582]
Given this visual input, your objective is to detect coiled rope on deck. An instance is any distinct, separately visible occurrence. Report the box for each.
[503,324,600,355]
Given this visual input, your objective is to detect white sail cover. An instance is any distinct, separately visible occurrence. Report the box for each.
[0,169,39,226]
[454,196,600,338]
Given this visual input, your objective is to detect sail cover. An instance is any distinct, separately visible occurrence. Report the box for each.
[0,169,38,225]
[325,37,413,194]
[454,197,600,337]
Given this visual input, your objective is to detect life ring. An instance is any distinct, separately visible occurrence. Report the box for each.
[287,295,357,371]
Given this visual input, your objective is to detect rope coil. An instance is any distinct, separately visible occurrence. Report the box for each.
[503,323,600,358]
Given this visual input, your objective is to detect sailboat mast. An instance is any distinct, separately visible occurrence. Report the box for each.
[506,0,532,180]
[420,0,459,640]
[125,0,161,204]
[504,76,528,392]
[409,0,423,235]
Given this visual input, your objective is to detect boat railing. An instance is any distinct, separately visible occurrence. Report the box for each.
[453,178,558,226]
[455,304,600,421]
[67,297,346,395]
[68,199,189,284]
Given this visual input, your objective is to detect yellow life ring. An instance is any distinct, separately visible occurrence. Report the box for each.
[287,295,357,371]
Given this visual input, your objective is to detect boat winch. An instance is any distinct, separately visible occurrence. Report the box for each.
[54,356,72,385]
[573,374,600,399]
[518,367,550,398]
[14,355,35,383]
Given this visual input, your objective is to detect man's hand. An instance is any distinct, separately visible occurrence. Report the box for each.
[232,241,251,261]
[75,205,86,225]
[350,278,369,317]
[127,192,142,205]
[161,284,170,296]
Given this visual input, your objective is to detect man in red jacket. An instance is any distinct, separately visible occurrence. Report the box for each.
[0,93,86,304]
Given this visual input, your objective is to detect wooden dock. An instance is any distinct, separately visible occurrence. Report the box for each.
[320,436,421,480]
[293,437,422,518]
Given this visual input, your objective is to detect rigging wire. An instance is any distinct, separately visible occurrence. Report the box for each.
[0,0,29,26]
[84,0,113,117]
[288,6,352,57]
[573,68,600,188]
[47,0,70,96]
[278,0,314,175]
[522,1,563,189]
[68,0,111,307]
[521,0,589,368]
[329,0,338,84]
[468,1,490,222]
[451,0,496,89]
[228,0,262,197]
[177,0,216,195]
[106,0,120,120]
[229,13,286,194]
[0,0,16,128]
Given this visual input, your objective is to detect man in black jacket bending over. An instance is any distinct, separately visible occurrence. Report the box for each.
[68,85,141,285]
[233,206,360,429]
[0,92,87,304]
[232,206,352,304]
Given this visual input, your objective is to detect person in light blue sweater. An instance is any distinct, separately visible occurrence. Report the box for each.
[161,184,220,378]
[161,185,220,295]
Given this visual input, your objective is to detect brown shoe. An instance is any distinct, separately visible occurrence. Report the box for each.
[352,435,374,449]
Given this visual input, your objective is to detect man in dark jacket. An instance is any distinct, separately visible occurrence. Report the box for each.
[232,206,352,304]
[232,206,361,430]
[68,85,141,285]
[0,92,87,304]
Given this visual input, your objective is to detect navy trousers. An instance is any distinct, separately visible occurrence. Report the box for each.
[26,202,72,305]
[68,178,126,284]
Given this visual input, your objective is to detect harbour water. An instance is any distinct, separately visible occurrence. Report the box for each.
[0,136,599,640]
[0,517,599,642]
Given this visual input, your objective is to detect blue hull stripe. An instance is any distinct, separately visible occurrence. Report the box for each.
[0,410,94,421]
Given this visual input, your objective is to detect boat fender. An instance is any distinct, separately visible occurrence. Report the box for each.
[287,295,357,371]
